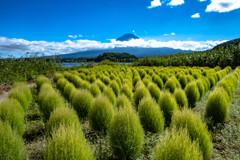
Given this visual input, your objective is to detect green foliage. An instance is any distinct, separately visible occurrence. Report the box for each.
[44,124,95,160]
[148,82,161,101]
[8,87,29,111]
[138,96,165,133]
[109,80,120,96]
[170,108,213,160]
[116,94,132,109]
[178,75,188,89]
[205,87,229,124]
[94,52,138,62]
[153,75,164,89]
[153,127,203,160]
[120,83,133,101]
[94,79,106,91]
[70,89,93,119]
[134,86,150,109]
[102,76,111,85]
[46,107,81,135]
[0,121,26,160]
[88,95,114,132]
[164,78,176,93]
[0,99,25,136]
[196,80,206,98]
[36,75,51,91]
[63,82,76,100]
[158,90,178,126]
[173,88,188,108]
[90,83,101,97]
[56,78,68,91]
[53,73,64,83]
[208,76,216,88]
[108,106,144,159]
[103,86,116,105]
[12,82,32,102]
[162,74,169,84]
[89,74,96,83]
[185,82,200,107]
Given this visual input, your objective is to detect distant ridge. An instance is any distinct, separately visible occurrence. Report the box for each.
[213,38,240,50]
[116,33,140,41]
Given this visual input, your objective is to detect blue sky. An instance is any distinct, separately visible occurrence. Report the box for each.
[0,0,240,57]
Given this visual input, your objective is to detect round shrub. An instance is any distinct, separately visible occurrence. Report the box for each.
[205,87,229,124]
[36,75,51,90]
[74,77,83,88]
[0,99,24,136]
[89,74,96,83]
[217,80,233,99]
[12,82,32,102]
[38,83,55,106]
[115,77,122,88]
[53,73,64,83]
[44,124,95,160]
[142,77,151,87]
[41,92,65,122]
[120,84,133,101]
[70,89,93,119]
[148,82,161,101]
[110,73,116,80]
[90,83,101,97]
[178,75,188,89]
[108,106,144,159]
[79,72,86,80]
[103,86,116,105]
[196,80,205,98]
[0,121,26,160]
[186,75,195,82]
[63,83,75,100]
[208,76,215,88]
[133,76,141,87]
[153,76,164,89]
[88,95,114,132]
[95,79,106,92]
[56,78,68,91]
[185,82,200,107]
[193,73,201,79]
[138,96,164,133]
[164,79,176,93]
[173,88,188,109]
[46,107,81,135]
[134,86,150,109]
[102,76,111,85]
[81,80,91,90]
[109,80,120,97]
[162,74,169,84]
[8,88,29,111]
[153,127,203,160]
[135,81,145,90]
[116,94,132,109]
[170,108,213,160]
[158,90,178,126]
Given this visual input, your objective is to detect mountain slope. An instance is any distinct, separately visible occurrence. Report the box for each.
[116,33,139,41]
[213,38,240,50]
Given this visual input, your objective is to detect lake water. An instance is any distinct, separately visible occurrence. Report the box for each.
[55,62,132,67]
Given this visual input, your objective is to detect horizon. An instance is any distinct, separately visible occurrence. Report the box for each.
[0,0,240,58]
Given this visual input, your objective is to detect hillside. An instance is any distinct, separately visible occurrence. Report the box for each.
[116,33,139,41]
[213,38,240,50]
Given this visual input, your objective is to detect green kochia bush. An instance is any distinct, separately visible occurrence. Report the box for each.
[158,90,178,126]
[95,79,106,91]
[178,75,188,89]
[0,121,26,160]
[36,75,51,91]
[120,84,133,101]
[153,127,203,160]
[44,124,95,160]
[185,81,200,107]
[108,106,144,159]
[170,108,213,160]
[12,82,32,102]
[138,96,165,133]
[164,78,176,93]
[53,73,64,83]
[0,99,24,136]
[102,76,111,85]
[63,82,75,100]
[57,78,68,91]
[116,94,132,109]
[46,107,81,135]
[134,86,150,109]
[103,86,116,105]
[208,76,215,88]
[109,80,120,97]
[205,87,229,124]
[173,88,188,108]
[148,82,161,101]
[196,80,205,98]
[70,89,93,119]
[153,75,163,90]
[90,83,101,97]
[8,87,29,111]
[88,95,114,132]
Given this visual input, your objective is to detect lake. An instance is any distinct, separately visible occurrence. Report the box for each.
[55,62,132,67]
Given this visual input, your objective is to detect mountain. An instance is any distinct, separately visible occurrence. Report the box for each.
[213,38,240,50]
[58,47,192,59]
[116,33,140,41]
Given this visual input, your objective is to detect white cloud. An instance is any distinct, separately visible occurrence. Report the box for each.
[171,32,176,35]
[79,35,83,37]
[200,0,206,1]
[68,35,78,39]
[148,0,162,8]
[191,13,200,18]
[168,0,184,6]
[206,0,240,13]
[164,34,168,36]
[0,37,227,56]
